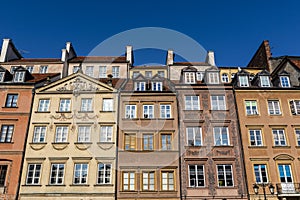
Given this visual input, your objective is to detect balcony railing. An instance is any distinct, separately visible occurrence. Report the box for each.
[276,183,300,195]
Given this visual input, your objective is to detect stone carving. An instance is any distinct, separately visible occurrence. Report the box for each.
[57,78,99,96]
[50,113,73,121]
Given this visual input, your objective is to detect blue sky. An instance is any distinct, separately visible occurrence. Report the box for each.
[1,0,300,66]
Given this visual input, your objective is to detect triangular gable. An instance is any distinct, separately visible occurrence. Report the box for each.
[271,57,300,77]
[151,74,164,81]
[0,66,7,72]
[37,72,115,93]
[237,68,250,76]
[257,69,270,76]
[182,66,197,72]
[133,73,146,81]
[205,65,219,72]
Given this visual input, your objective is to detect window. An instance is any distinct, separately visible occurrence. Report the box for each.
[14,71,25,82]
[268,100,281,115]
[10,66,18,74]
[208,72,219,84]
[0,165,7,187]
[100,126,113,142]
[211,95,226,110]
[0,125,14,143]
[145,71,152,78]
[50,163,64,185]
[39,65,48,73]
[97,163,111,184]
[33,126,46,143]
[295,129,300,146]
[217,165,233,187]
[85,66,94,77]
[26,66,34,73]
[135,82,146,91]
[184,72,195,84]
[38,99,50,112]
[158,71,165,78]
[143,171,155,190]
[143,105,154,118]
[161,171,174,190]
[278,164,293,184]
[245,100,258,115]
[160,104,171,118]
[222,73,229,83]
[254,164,268,183]
[26,164,41,185]
[81,98,92,112]
[112,66,120,78]
[59,99,71,112]
[187,127,202,146]
[5,94,18,107]
[123,172,135,191]
[280,76,290,87]
[214,127,229,146]
[99,66,107,78]
[189,165,205,187]
[289,100,300,115]
[78,126,91,142]
[272,129,286,146]
[260,76,270,87]
[55,126,68,143]
[103,99,113,111]
[196,72,204,81]
[73,163,88,184]
[125,105,136,119]
[125,134,136,150]
[152,82,162,91]
[239,76,249,87]
[0,72,4,82]
[73,66,80,73]
[161,134,172,150]
[132,72,139,78]
[185,96,200,110]
[249,129,263,146]
[143,134,153,150]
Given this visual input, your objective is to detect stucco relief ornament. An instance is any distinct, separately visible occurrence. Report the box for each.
[56,78,100,96]
[50,113,74,121]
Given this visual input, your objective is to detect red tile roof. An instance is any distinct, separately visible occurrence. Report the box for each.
[289,59,300,69]
[27,73,60,83]
[69,56,127,63]
[4,58,62,63]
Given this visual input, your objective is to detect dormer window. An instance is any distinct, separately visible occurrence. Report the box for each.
[184,72,195,84]
[132,72,140,78]
[10,66,18,74]
[260,76,270,87]
[14,71,25,82]
[280,76,290,87]
[196,72,204,81]
[239,76,249,87]
[152,82,162,91]
[208,72,219,84]
[26,66,34,73]
[39,65,48,73]
[221,73,229,83]
[158,71,165,77]
[135,82,146,91]
[0,72,4,82]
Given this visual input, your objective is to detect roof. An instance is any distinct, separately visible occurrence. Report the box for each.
[172,62,209,66]
[288,57,300,70]
[131,65,166,69]
[27,73,61,83]
[3,58,62,63]
[98,78,127,89]
[69,56,127,63]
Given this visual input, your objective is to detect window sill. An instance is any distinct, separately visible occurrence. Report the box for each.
[100,110,115,113]
[69,184,90,187]
[22,184,42,187]
[248,146,267,149]
[139,190,159,193]
[78,111,93,113]
[29,142,47,150]
[272,145,291,148]
[120,191,138,193]
[52,142,69,150]
[183,109,203,112]
[94,184,113,187]
[74,142,92,150]
[2,106,18,108]
[246,114,260,117]
[35,111,50,113]
[46,184,66,187]
[56,111,72,113]
[0,142,14,144]
[209,109,229,112]
[213,145,233,148]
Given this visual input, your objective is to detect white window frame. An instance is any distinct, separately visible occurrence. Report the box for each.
[239,76,249,87]
[26,66,34,73]
[73,66,80,73]
[152,82,162,91]
[14,71,25,82]
[214,127,229,146]
[49,163,65,185]
[161,171,175,191]
[160,104,171,118]
[80,98,92,112]
[254,164,268,183]
[38,99,50,112]
[55,126,68,143]
[268,100,281,115]
[143,105,154,119]
[78,126,91,142]
[5,94,18,107]
[196,72,204,81]
[280,76,290,87]
[97,163,112,184]
[186,127,202,146]
[39,65,48,73]
[221,73,229,83]
[0,72,5,82]
[245,100,258,115]
[85,66,94,77]
[112,66,120,78]
[59,99,71,112]
[33,126,46,143]
[184,72,195,84]
[249,129,263,146]
[99,66,107,78]
[211,95,226,110]
[125,105,136,119]
[188,165,205,187]
[185,95,200,110]
[26,164,42,185]
[260,76,270,87]
[272,129,287,146]
[123,171,135,191]
[100,126,113,142]
[289,100,300,115]
[208,72,219,84]
[73,163,88,184]
[295,129,300,146]
[132,72,139,78]
[158,71,165,78]
[217,164,234,187]
[142,171,155,191]
[103,99,113,111]
[135,82,146,91]
[0,125,14,143]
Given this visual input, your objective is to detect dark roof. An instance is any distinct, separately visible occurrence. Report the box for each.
[27,73,61,83]
[69,56,127,63]
[98,78,127,89]
[4,58,62,63]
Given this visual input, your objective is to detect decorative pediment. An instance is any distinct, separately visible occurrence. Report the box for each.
[37,72,115,94]
[182,66,197,72]
[273,154,294,161]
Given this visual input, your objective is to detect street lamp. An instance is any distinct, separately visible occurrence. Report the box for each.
[253,183,275,200]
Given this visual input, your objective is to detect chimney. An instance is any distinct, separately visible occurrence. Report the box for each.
[205,51,216,66]
[126,45,133,65]
[0,39,22,62]
[166,49,174,65]
[61,49,67,62]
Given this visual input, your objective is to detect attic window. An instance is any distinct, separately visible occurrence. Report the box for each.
[221,73,229,83]
[196,72,204,81]
[185,72,195,84]
[239,76,249,87]
[208,72,219,84]
[10,66,18,74]
[0,72,4,82]
[260,76,270,87]
[134,82,146,91]
[280,76,290,87]
[26,66,34,73]
[132,72,139,79]
[14,71,25,82]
